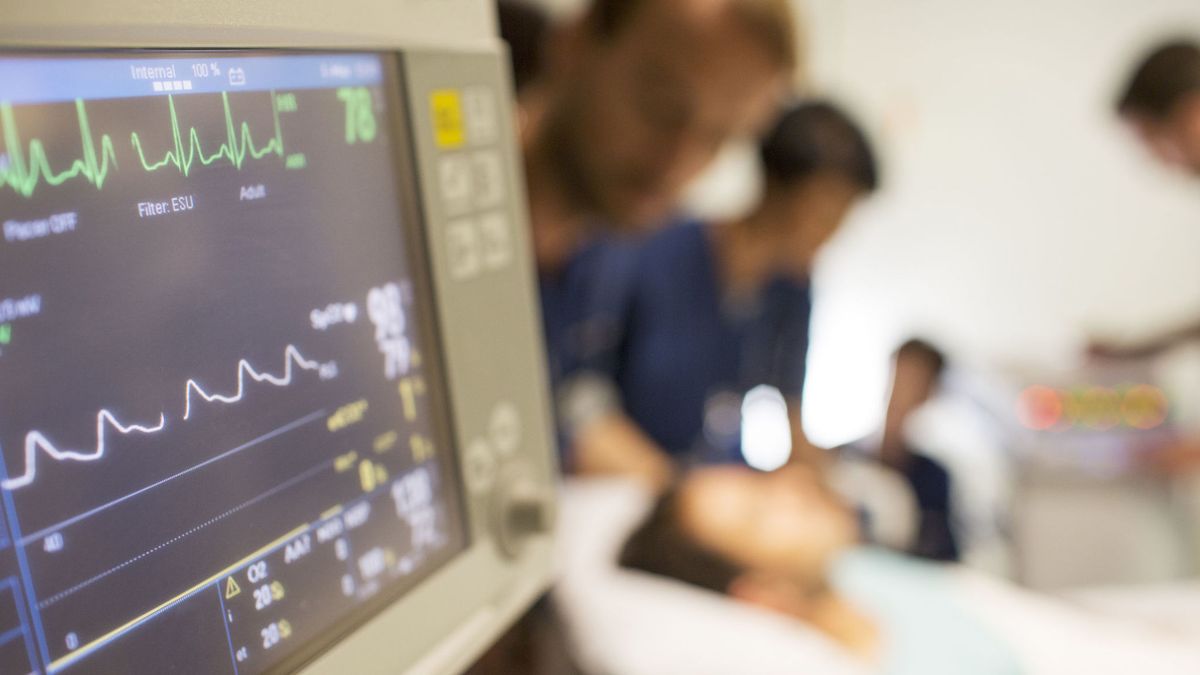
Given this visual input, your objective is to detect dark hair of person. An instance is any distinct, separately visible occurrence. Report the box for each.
[497,0,551,93]
[618,486,744,594]
[586,0,798,71]
[895,338,946,378]
[1116,40,1200,120]
[759,100,879,192]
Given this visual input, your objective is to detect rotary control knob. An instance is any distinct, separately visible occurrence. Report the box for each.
[492,470,554,558]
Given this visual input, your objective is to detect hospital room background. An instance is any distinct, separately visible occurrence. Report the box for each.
[487,0,1200,673]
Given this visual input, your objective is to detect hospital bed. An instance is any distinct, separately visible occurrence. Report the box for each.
[553,478,1200,675]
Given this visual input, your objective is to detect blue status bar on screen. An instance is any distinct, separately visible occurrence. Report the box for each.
[0,53,384,106]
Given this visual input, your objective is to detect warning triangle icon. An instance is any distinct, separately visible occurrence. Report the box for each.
[225,576,242,600]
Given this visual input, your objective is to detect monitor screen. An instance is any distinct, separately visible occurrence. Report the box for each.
[0,51,468,674]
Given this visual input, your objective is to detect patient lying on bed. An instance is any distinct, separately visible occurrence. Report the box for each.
[565,468,1198,674]
[618,464,1036,672]
[619,465,880,658]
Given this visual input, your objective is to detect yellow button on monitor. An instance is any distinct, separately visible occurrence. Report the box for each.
[430,89,466,148]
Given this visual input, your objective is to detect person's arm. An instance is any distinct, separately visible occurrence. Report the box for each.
[572,412,675,492]
[558,371,674,492]
[807,591,879,661]
[1089,318,1200,360]
[556,238,674,486]
[1143,436,1200,475]
[781,284,826,473]
[787,398,830,474]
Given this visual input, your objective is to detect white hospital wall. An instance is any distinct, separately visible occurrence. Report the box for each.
[521,0,1200,446]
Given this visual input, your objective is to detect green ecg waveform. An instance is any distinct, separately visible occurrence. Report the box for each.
[1,99,119,198]
[1,91,291,198]
[132,92,283,176]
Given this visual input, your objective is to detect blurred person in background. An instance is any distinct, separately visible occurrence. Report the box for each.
[1092,39,1200,474]
[477,4,796,670]
[559,101,878,490]
[1115,39,1200,176]
[525,0,795,269]
[839,339,960,562]
[526,0,796,394]
[497,0,552,142]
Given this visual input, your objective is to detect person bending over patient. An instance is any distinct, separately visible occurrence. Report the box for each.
[619,465,879,658]
[1091,39,1200,475]
[525,0,797,418]
[562,101,879,488]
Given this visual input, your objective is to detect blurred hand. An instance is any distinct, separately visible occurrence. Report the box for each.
[1086,340,1164,362]
[572,413,676,493]
[808,593,879,662]
[1142,437,1200,476]
[787,437,831,475]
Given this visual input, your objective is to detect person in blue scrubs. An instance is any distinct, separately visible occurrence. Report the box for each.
[519,0,796,387]
[559,101,879,488]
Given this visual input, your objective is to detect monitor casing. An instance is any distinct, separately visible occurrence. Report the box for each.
[0,2,558,673]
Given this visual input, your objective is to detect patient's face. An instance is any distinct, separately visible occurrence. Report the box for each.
[678,466,856,580]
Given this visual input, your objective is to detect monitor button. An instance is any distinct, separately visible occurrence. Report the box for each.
[471,150,505,209]
[437,154,472,216]
[446,218,481,280]
[478,212,513,271]
[464,438,497,493]
[489,401,521,456]
[463,85,499,146]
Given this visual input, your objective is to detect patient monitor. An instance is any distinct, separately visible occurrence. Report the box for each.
[0,2,557,672]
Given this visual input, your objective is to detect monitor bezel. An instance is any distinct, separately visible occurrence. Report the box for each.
[0,42,553,675]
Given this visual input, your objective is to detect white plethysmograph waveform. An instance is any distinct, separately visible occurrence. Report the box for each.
[3,345,329,491]
[2,411,167,490]
[183,344,321,420]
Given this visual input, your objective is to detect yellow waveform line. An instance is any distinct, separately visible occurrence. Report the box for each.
[47,524,309,673]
